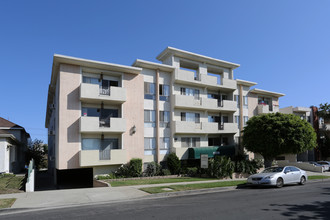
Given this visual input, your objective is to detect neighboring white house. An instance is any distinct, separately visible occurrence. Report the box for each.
[0,117,30,174]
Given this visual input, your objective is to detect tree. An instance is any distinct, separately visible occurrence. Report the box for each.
[166,153,181,175]
[243,112,317,167]
[26,139,48,169]
[318,103,330,122]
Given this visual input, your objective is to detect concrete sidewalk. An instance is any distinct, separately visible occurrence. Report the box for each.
[0,171,329,210]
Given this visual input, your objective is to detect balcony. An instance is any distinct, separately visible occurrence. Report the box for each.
[173,121,238,134]
[80,116,126,134]
[80,83,126,104]
[174,69,236,90]
[172,95,237,112]
[80,149,127,167]
[257,104,279,114]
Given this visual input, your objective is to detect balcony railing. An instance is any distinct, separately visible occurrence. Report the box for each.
[99,148,110,160]
[173,121,238,134]
[175,69,236,90]
[80,116,126,133]
[80,149,127,166]
[80,83,126,103]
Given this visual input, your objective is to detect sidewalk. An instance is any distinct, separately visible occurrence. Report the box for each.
[0,171,329,211]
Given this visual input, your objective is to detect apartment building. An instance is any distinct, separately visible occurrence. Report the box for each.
[45,47,285,186]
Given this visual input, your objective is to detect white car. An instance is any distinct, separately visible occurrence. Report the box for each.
[317,161,330,171]
[247,166,307,188]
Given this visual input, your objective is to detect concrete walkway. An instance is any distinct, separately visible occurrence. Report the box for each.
[0,171,329,210]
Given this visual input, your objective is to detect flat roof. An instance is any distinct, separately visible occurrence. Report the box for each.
[156,47,240,69]
[236,79,257,87]
[132,59,175,72]
[250,88,285,97]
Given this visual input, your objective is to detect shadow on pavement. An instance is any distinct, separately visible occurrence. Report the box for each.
[262,187,330,220]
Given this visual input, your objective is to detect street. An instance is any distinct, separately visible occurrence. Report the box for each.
[1,180,330,220]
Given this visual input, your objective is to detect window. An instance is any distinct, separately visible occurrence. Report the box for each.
[144,138,156,155]
[159,111,170,128]
[181,137,200,148]
[83,76,99,85]
[159,84,170,101]
[144,138,156,150]
[234,95,240,108]
[243,116,249,126]
[181,87,200,99]
[82,138,118,151]
[144,110,156,127]
[243,96,248,109]
[82,107,100,117]
[82,107,119,127]
[181,112,200,123]
[208,137,221,146]
[222,116,229,123]
[258,97,273,111]
[160,137,170,150]
[235,116,240,128]
[208,115,220,123]
[144,82,155,100]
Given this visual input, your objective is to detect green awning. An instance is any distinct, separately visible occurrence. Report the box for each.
[188,145,236,159]
[188,147,219,159]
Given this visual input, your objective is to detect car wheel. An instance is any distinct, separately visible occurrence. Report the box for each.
[299,176,306,185]
[276,178,284,188]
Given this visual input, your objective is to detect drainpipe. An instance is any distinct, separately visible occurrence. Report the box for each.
[239,85,244,154]
[156,69,160,164]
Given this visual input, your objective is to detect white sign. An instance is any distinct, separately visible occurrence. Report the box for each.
[200,154,208,169]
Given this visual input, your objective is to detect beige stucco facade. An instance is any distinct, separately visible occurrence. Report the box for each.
[46,47,286,182]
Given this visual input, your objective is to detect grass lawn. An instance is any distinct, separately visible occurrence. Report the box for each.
[308,175,330,180]
[140,180,246,194]
[0,174,25,194]
[0,198,16,209]
[104,177,216,187]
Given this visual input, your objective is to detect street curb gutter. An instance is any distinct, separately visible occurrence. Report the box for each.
[0,178,329,216]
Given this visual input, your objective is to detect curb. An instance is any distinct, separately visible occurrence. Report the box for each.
[0,178,329,216]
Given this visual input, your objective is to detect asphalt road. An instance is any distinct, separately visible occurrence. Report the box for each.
[1,180,330,220]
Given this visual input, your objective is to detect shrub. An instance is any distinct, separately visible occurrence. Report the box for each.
[207,156,234,179]
[161,169,171,176]
[115,163,131,178]
[145,162,161,177]
[234,159,263,174]
[186,167,198,177]
[166,153,181,175]
[128,158,142,177]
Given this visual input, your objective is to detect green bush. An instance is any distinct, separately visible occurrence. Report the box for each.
[0,173,16,178]
[128,158,142,177]
[186,167,198,177]
[145,162,161,177]
[166,153,181,175]
[234,159,263,174]
[207,156,234,179]
[161,169,171,176]
[115,163,131,178]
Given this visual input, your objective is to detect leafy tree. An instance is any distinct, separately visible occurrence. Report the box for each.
[318,103,330,122]
[166,153,181,175]
[243,113,317,167]
[25,139,48,169]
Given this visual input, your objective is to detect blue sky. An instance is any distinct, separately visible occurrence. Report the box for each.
[1,1,329,143]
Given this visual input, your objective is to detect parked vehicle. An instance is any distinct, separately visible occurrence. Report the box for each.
[309,162,327,172]
[247,166,307,188]
[317,161,330,171]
